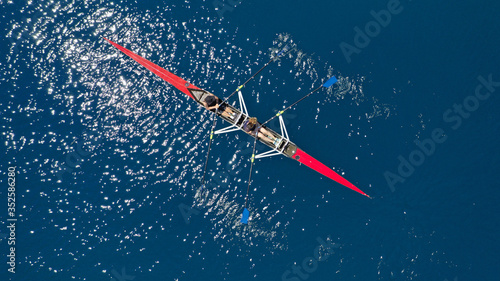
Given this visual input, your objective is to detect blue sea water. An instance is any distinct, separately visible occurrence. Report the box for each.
[1,0,499,280]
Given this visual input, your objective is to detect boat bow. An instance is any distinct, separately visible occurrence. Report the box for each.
[292,148,369,197]
[103,37,199,100]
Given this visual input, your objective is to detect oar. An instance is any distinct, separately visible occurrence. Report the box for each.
[199,44,293,189]
[262,76,338,126]
[240,76,339,222]
[221,44,292,106]
[241,135,259,224]
[199,114,218,188]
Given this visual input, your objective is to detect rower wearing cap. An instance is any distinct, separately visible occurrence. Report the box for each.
[202,93,236,119]
[243,117,281,146]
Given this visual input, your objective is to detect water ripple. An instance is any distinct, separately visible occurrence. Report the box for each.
[1,0,394,279]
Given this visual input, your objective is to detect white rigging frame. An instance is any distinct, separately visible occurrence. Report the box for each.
[214,91,248,135]
[214,91,290,159]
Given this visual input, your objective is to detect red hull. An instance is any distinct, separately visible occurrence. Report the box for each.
[104,37,199,100]
[292,148,369,197]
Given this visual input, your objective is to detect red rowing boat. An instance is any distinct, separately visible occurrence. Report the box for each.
[104,38,369,198]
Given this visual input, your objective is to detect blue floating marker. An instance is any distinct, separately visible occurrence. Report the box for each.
[241,208,250,224]
[322,76,338,88]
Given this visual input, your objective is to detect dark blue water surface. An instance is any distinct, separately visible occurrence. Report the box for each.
[1,0,499,280]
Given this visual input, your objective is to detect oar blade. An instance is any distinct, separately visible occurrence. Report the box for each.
[277,45,290,57]
[241,208,250,224]
[322,76,338,88]
[273,45,291,62]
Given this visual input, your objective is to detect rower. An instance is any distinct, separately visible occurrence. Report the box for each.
[243,117,281,146]
[202,93,236,119]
